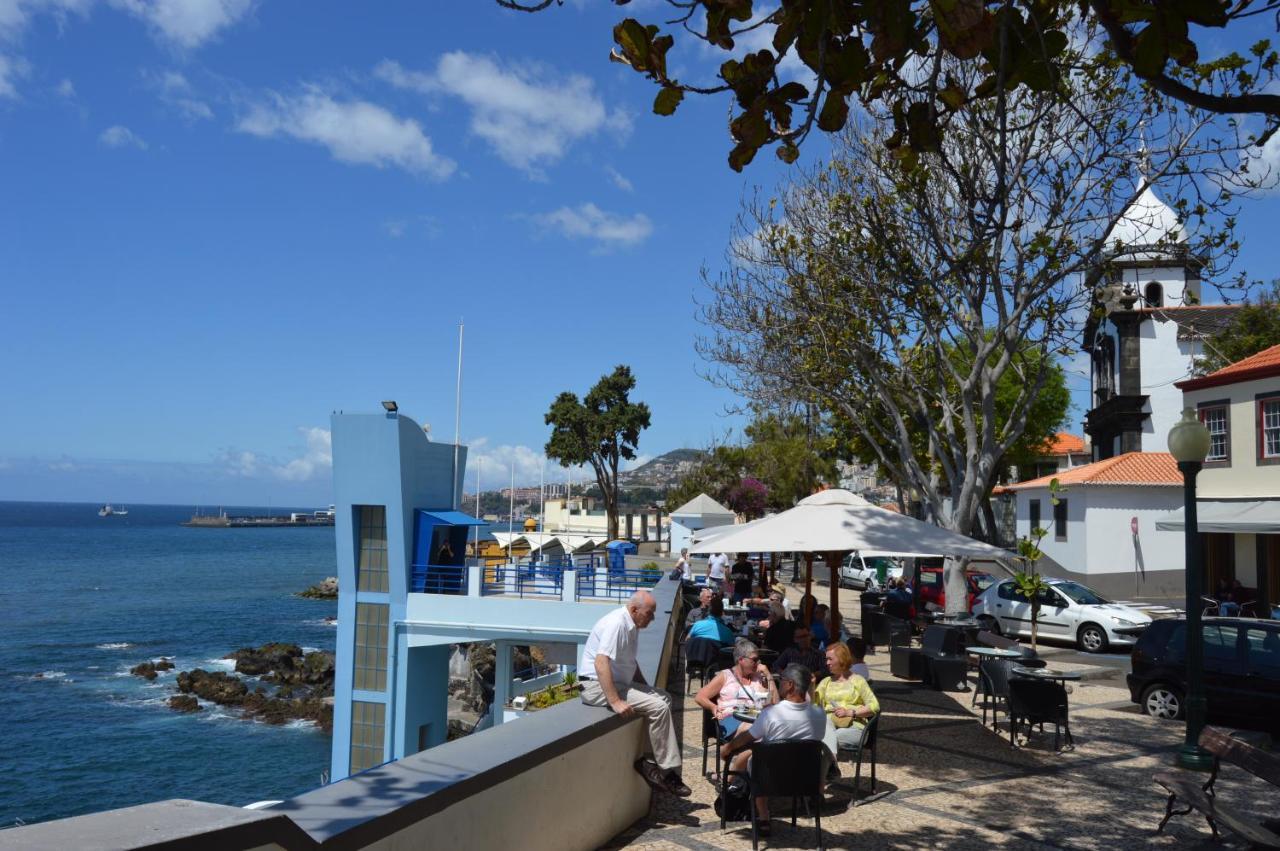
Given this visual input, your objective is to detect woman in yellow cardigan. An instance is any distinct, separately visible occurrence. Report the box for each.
[815,641,879,760]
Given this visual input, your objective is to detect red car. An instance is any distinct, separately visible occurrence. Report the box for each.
[916,564,996,612]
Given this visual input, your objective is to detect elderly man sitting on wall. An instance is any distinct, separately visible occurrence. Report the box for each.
[580,590,691,797]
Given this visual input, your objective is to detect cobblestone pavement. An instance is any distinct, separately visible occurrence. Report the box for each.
[605,578,1269,850]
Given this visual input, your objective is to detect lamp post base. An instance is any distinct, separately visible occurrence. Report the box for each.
[1177,744,1215,772]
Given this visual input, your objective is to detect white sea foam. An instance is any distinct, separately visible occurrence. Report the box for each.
[96,642,133,650]
[203,657,236,671]
[33,671,67,680]
[303,618,338,627]
[86,665,101,670]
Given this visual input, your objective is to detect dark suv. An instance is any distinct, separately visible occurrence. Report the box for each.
[1127,616,1280,735]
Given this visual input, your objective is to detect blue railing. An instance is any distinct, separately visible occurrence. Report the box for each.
[410,562,467,594]
[576,566,664,601]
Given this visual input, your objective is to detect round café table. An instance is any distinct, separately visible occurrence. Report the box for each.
[732,708,765,724]
[966,646,1025,659]
[1011,665,1082,681]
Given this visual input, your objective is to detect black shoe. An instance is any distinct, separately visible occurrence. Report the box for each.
[665,772,692,797]
[826,763,841,782]
[634,758,668,792]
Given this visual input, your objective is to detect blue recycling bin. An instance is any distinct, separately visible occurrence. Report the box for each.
[605,539,637,575]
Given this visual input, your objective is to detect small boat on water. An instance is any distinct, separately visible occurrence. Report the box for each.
[98,504,129,517]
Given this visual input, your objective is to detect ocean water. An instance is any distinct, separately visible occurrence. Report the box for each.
[0,501,337,827]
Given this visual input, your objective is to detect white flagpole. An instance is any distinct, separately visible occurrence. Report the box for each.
[452,319,464,509]
[538,459,545,560]
[508,460,515,565]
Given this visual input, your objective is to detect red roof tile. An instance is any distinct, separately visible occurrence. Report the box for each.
[1045,432,1086,455]
[1178,343,1280,391]
[1006,452,1182,490]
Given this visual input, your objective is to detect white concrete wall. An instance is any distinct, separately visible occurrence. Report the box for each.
[1015,485,1185,580]
[1138,320,1201,451]
[1184,374,1280,498]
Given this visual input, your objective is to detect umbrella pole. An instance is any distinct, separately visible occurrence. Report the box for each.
[803,553,814,626]
[827,551,843,642]
[757,553,766,597]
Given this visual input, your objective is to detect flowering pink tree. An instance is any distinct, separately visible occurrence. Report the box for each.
[726,477,768,520]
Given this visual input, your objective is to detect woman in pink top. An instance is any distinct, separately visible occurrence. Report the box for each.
[695,639,778,739]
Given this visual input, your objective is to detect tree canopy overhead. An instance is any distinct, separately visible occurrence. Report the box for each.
[1196,279,1280,373]
[500,0,1280,170]
[544,365,651,540]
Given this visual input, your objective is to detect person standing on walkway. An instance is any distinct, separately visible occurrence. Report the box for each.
[675,547,693,582]
[580,590,691,797]
[730,553,755,604]
[708,551,729,594]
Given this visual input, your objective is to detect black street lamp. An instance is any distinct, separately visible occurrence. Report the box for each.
[1168,407,1214,771]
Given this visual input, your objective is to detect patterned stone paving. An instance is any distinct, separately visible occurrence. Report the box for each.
[603,579,1270,850]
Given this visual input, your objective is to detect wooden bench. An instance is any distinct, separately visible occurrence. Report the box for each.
[1154,725,1280,847]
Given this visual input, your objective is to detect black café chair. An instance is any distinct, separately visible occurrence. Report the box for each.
[1008,677,1073,751]
[702,701,733,779]
[723,739,826,850]
[686,637,723,694]
[975,658,1012,728]
[835,714,880,806]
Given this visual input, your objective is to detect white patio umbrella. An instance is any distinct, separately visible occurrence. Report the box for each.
[687,489,1011,561]
[687,488,1014,629]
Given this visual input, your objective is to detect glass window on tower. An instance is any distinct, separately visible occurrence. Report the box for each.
[357,505,389,592]
[349,700,387,774]
[354,602,389,692]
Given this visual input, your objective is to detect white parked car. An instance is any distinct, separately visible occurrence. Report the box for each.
[971,578,1152,653]
[839,552,904,592]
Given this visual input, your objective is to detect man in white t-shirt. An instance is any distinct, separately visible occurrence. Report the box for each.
[580,590,690,797]
[707,552,729,587]
[721,663,828,829]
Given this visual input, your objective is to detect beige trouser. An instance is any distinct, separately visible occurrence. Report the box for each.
[581,679,682,771]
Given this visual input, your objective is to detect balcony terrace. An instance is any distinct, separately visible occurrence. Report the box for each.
[2,573,1272,850]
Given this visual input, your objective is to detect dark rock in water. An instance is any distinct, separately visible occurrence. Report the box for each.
[298,577,338,599]
[228,643,303,677]
[177,669,248,705]
[168,695,200,713]
[130,662,159,681]
[154,659,174,672]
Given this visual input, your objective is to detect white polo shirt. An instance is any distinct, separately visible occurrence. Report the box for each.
[580,605,639,685]
[750,699,827,743]
[708,553,729,580]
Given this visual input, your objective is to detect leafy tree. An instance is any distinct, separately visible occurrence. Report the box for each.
[1011,480,1065,650]
[499,0,1280,169]
[725,476,769,519]
[662,443,747,514]
[698,52,1246,544]
[544,365,651,540]
[742,410,840,511]
[1196,280,1280,374]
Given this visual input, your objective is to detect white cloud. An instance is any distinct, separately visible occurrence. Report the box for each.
[237,87,456,179]
[108,0,253,49]
[384,219,406,238]
[375,53,629,177]
[0,53,25,98]
[217,426,331,482]
[146,69,213,120]
[55,77,74,97]
[527,202,652,249]
[605,165,633,192]
[99,124,147,149]
[272,426,331,482]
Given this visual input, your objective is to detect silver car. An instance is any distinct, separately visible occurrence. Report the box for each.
[971,578,1152,653]
[838,552,904,591]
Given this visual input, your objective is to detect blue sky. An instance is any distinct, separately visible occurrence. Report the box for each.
[1,1,1277,506]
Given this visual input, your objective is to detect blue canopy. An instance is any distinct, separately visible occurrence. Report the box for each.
[418,510,485,527]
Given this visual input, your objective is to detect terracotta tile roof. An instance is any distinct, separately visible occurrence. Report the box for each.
[1045,432,1086,455]
[1177,343,1280,391]
[1006,452,1182,490]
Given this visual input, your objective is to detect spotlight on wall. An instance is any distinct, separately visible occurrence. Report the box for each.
[382,400,398,413]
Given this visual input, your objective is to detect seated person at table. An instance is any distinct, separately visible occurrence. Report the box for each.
[771,622,828,681]
[720,664,829,834]
[685,587,714,626]
[695,638,777,740]
[848,636,871,681]
[816,641,879,763]
[761,602,796,653]
[884,578,914,620]
[810,603,831,647]
[687,597,736,646]
[743,584,793,617]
